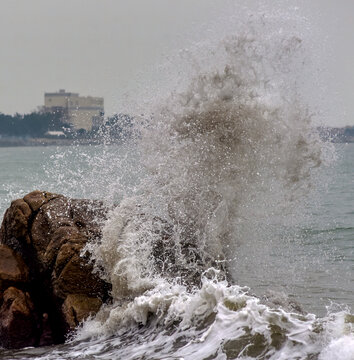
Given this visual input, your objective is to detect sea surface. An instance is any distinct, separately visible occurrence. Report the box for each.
[1,12,354,359]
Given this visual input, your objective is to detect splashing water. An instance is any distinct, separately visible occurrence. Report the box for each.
[66,14,353,360]
[90,24,326,295]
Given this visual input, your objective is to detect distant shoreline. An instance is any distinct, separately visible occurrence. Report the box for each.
[0,112,132,147]
[0,128,354,147]
[0,137,122,147]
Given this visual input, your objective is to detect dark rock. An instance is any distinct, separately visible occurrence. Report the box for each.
[62,294,102,330]
[0,199,32,246]
[0,287,38,349]
[23,190,59,212]
[0,244,29,290]
[0,191,111,349]
[53,251,107,300]
[39,312,53,346]
[30,195,73,268]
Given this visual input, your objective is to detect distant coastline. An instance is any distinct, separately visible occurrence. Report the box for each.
[1,126,354,147]
[0,111,132,147]
[0,136,124,147]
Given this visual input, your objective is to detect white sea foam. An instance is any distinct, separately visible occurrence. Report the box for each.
[46,275,351,360]
[319,336,354,360]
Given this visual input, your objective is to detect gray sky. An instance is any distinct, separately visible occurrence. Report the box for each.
[1,0,354,126]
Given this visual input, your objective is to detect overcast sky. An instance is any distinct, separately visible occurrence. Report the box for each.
[1,0,354,126]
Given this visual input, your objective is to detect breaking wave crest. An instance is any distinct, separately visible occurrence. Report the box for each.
[50,275,353,360]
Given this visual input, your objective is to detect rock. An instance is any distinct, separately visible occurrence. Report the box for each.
[30,196,74,268]
[30,195,105,274]
[0,287,38,349]
[38,312,53,346]
[0,244,29,290]
[23,190,59,212]
[0,191,112,349]
[0,199,32,246]
[62,294,102,329]
[53,252,107,300]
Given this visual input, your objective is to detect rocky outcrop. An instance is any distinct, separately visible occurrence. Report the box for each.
[0,191,111,349]
[0,287,37,349]
[0,244,29,290]
[62,294,102,329]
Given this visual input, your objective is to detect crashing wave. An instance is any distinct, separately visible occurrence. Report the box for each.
[35,12,351,360]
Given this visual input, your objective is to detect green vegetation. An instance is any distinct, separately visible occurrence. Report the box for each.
[0,111,67,137]
[0,110,133,142]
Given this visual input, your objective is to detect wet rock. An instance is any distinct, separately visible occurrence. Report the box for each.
[38,312,53,346]
[53,251,107,300]
[23,190,59,212]
[30,196,74,268]
[0,244,29,290]
[0,199,32,246]
[0,191,111,349]
[62,294,102,330]
[0,287,38,349]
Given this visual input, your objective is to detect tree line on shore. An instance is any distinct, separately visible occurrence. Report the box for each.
[0,111,132,140]
[0,111,65,138]
[2,110,354,143]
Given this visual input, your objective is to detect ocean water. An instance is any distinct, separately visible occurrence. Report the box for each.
[1,10,354,360]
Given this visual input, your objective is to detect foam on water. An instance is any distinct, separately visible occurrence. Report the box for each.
[18,275,351,359]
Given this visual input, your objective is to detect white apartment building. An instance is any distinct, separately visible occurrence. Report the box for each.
[44,89,104,131]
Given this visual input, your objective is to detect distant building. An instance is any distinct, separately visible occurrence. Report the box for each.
[44,89,104,131]
[45,130,65,137]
